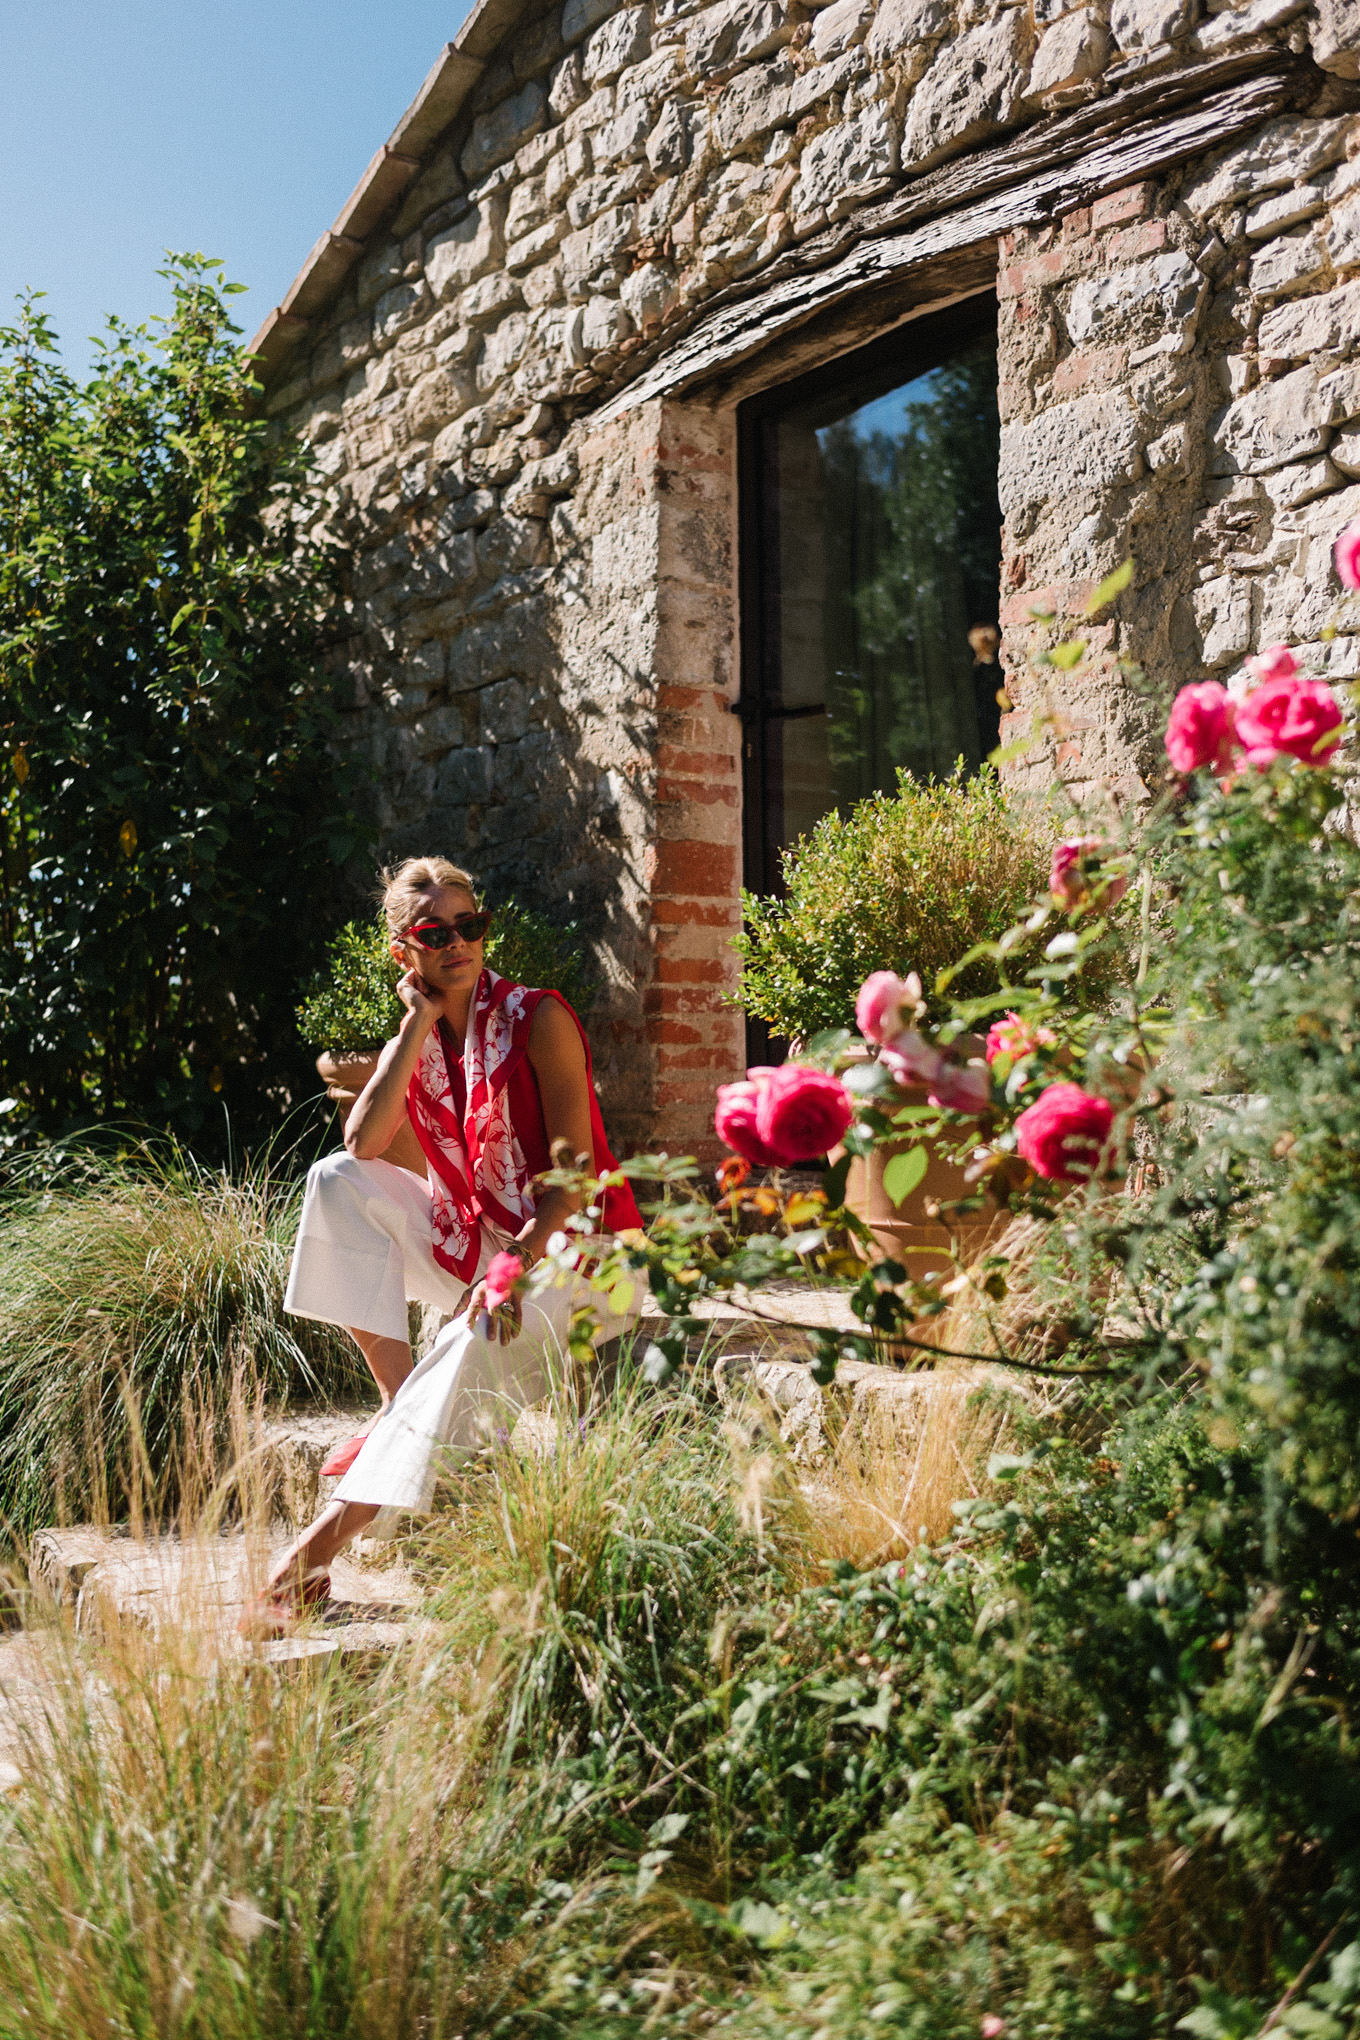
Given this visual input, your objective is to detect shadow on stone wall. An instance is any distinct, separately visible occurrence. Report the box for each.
[323,468,660,1151]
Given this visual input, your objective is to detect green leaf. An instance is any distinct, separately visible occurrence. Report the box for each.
[882,1146,928,1207]
[843,1058,897,1096]
[987,731,1044,768]
[648,1812,690,1845]
[806,1025,852,1058]
[641,1342,679,1385]
[1047,638,1087,670]
[728,1899,789,1945]
[822,1150,853,1208]
[1085,556,1134,614]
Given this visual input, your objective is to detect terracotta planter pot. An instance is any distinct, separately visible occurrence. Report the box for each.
[315,1050,428,1178]
[832,1045,1005,1278]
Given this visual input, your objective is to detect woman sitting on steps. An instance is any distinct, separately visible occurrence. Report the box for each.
[240,855,643,1636]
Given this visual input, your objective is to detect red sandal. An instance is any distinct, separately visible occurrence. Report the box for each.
[319,1431,370,1479]
[238,1566,331,1639]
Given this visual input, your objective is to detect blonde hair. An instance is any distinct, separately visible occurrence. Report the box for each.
[378,856,480,936]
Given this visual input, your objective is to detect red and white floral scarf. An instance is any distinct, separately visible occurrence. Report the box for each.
[403,971,536,1283]
[405,969,639,1283]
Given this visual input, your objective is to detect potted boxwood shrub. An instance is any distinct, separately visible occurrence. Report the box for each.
[296,902,596,1175]
[733,768,1053,1269]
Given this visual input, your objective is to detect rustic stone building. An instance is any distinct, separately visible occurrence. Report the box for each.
[251,0,1360,1156]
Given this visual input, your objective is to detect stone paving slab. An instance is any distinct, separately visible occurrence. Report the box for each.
[642,1279,862,1335]
[28,1528,420,1647]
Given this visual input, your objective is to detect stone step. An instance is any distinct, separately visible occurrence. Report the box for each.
[257,1403,374,1525]
[0,1548,429,1788]
[0,1632,63,1790]
[712,1348,1028,1463]
[27,1527,422,1658]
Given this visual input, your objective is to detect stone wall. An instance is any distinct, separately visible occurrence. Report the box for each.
[998,111,1360,798]
[261,0,1360,1152]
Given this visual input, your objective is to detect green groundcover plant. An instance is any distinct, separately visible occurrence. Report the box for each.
[0,260,359,1155]
[734,765,1052,1040]
[296,900,599,1051]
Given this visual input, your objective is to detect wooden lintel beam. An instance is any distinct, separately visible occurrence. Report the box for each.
[599,62,1297,419]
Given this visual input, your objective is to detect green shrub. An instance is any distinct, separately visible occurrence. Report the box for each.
[0,261,359,1155]
[733,767,1051,1039]
[296,901,598,1051]
[294,920,401,1054]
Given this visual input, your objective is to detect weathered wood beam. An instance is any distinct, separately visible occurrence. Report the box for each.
[598,63,1297,418]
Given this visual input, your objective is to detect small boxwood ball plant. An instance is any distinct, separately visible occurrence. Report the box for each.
[733,766,1052,1042]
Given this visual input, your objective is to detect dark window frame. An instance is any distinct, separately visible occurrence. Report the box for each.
[735,290,1001,900]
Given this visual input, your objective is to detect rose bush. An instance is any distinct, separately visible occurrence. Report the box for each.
[535,522,1360,2034]
[754,1064,853,1166]
[927,1061,992,1117]
[1235,672,1342,767]
[1336,516,1360,589]
[483,1251,525,1311]
[855,970,923,1046]
[985,1011,1057,1065]
[715,1064,853,1167]
[1164,679,1238,776]
[1167,663,1344,777]
[1049,836,1129,915]
[1245,642,1298,685]
[713,1072,781,1168]
[1013,1082,1115,1183]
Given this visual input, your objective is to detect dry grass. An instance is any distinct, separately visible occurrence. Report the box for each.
[0,1333,1026,2035]
[797,1367,1026,1568]
[0,1381,527,2040]
[937,1207,1117,1367]
[715,1321,1034,1577]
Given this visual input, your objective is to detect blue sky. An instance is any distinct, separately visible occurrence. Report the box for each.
[1,2,473,379]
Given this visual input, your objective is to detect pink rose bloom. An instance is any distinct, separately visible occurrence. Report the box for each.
[1335,518,1360,591]
[754,1064,854,1166]
[1165,682,1238,776]
[1014,1083,1115,1183]
[880,1028,945,1089]
[928,1061,992,1115]
[855,969,922,1045]
[484,1251,526,1311]
[1050,838,1130,914]
[1235,675,1342,767]
[981,2021,1006,2040]
[1245,643,1297,686]
[714,1073,781,1168]
[985,1011,1058,1065]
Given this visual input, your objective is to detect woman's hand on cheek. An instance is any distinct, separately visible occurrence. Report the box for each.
[397,969,441,1027]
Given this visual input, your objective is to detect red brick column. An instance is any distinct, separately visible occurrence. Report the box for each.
[646,402,745,1163]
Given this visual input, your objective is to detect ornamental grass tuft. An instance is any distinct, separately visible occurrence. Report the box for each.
[0,1144,359,1533]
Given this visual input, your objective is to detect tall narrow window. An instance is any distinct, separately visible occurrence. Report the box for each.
[738,296,1002,897]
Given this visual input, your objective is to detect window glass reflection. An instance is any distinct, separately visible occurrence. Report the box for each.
[745,308,1002,892]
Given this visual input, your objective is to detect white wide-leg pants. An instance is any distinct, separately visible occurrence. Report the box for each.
[285,1149,491,1343]
[283,1151,643,1537]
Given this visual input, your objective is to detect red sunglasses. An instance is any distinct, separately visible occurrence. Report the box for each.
[403,911,492,950]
